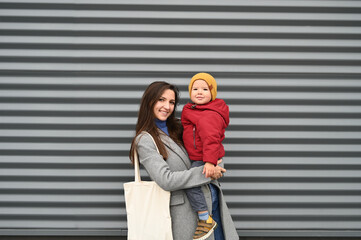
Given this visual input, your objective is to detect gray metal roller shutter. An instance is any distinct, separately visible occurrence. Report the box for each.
[0,0,360,237]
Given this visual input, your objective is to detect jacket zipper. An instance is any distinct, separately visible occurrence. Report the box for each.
[191,105,197,149]
[193,126,197,149]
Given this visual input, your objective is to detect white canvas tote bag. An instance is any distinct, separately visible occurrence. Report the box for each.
[124,132,173,240]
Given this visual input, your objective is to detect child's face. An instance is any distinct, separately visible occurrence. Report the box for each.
[190,80,212,105]
[153,89,175,121]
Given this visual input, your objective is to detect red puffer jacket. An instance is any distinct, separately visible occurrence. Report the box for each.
[181,98,229,166]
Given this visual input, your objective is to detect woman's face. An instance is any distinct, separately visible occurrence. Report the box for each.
[153,89,175,121]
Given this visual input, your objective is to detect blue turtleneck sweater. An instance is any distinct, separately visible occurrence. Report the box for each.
[155,119,169,136]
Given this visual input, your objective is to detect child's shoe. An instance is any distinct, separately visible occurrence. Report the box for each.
[193,215,217,240]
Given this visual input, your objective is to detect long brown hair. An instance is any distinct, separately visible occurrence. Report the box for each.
[129,81,183,164]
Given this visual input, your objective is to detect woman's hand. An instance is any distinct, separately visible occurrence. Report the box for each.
[211,159,226,180]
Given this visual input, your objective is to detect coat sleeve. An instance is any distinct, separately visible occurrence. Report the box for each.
[197,112,225,166]
[136,133,211,192]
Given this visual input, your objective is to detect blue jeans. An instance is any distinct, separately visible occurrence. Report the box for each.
[209,183,225,240]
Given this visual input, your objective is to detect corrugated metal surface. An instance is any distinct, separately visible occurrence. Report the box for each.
[0,0,361,237]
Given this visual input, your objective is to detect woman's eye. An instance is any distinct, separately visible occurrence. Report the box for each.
[170,101,175,105]
[159,98,164,102]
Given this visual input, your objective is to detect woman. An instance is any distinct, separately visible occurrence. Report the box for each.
[129,81,238,240]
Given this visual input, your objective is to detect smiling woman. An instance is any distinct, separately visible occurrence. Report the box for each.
[153,89,176,121]
[129,81,183,161]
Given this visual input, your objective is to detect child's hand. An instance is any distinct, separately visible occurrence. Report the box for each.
[202,162,216,178]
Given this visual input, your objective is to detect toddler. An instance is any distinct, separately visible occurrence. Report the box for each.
[181,72,229,240]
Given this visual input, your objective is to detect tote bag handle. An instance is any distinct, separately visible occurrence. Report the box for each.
[134,132,160,183]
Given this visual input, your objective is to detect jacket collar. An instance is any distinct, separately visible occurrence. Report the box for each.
[158,131,191,169]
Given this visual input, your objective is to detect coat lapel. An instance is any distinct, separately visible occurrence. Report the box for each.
[159,133,191,169]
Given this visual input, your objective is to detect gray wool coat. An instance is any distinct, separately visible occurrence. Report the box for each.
[136,132,239,240]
